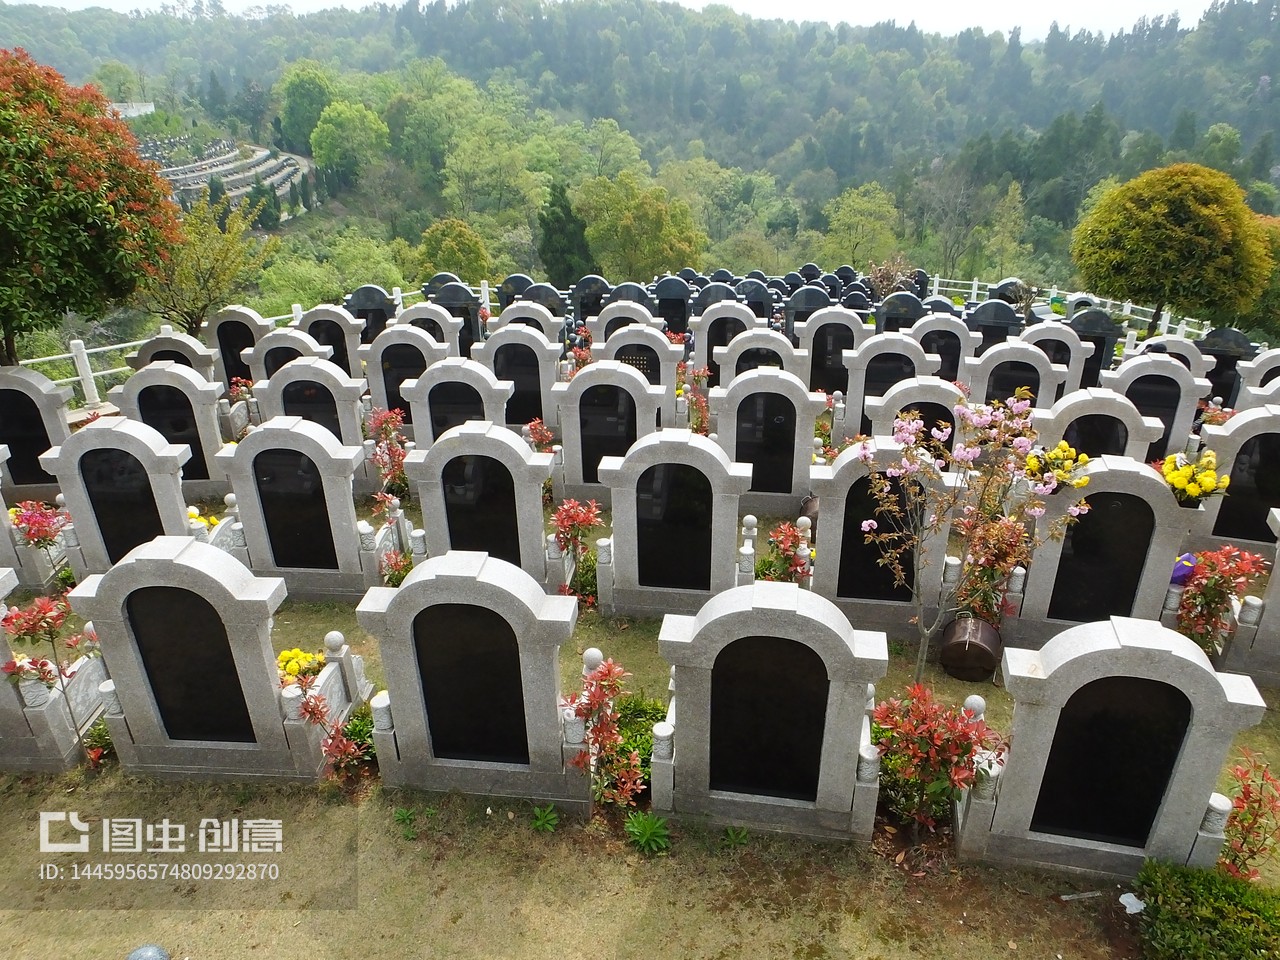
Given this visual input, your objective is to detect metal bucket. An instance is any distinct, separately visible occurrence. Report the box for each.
[939,616,1002,682]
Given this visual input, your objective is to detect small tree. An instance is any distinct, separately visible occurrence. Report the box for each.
[538,181,598,288]
[0,48,180,364]
[1071,163,1272,336]
[134,190,279,337]
[419,218,492,283]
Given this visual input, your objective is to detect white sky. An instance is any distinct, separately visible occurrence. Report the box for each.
[33,0,1215,42]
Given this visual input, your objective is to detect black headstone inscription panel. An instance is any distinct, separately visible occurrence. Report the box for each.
[381,344,427,424]
[1031,337,1072,368]
[355,308,389,344]
[253,449,339,569]
[80,448,164,564]
[263,347,302,379]
[409,316,445,343]
[920,330,962,382]
[1032,677,1190,847]
[494,343,543,424]
[706,316,748,388]
[736,392,796,493]
[1213,432,1280,543]
[0,388,55,485]
[216,320,255,385]
[427,381,484,441]
[864,354,916,399]
[603,316,636,340]
[414,603,529,764]
[636,463,713,590]
[838,476,912,601]
[809,322,855,393]
[616,345,661,385]
[579,385,637,485]
[1063,414,1128,459]
[150,349,192,367]
[138,384,209,481]
[985,361,1041,405]
[127,586,256,743]
[657,299,690,334]
[282,380,341,439]
[1126,374,1182,461]
[442,455,520,566]
[1262,366,1280,388]
[1048,492,1153,621]
[735,347,783,376]
[709,635,826,801]
[308,319,350,375]
[913,402,956,454]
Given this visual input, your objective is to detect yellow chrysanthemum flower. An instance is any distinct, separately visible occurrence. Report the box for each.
[1073,476,1089,488]
[1186,483,1202,498]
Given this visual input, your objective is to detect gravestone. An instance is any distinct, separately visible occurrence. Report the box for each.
[799,262,822,283]
[126,327,218,383]
[71,537,369,780]
[432,281,483,357]
[357,325,449,435]
[398,302,464,355]
[592,325,684,426]
[1019,322,1097,398]
[690,282,739,318]
[569,275,611,323]
[518,282,568,318]
[40,419,190,574]
[875,291,926,334]
[0,367,72,492]
[843,333,939,433]
[1201,406,1280,546]
[653,276,693,335]
[921,295,959,317]
[590,301,664,344]
[708,368,826,511]
[489,301,563,342]
[862,377,965,455]
[713,329,806,390]
[240,328,332,384]
[111,362,226,488]
[966,299,1024,355]
[1068,309,1124,389]
[655,582,886,838]
[497,273,534,310]
[407,421,554,586]
[1197,328,1258,408]
[548,361,664,506]
[294,305,364,380]
[596,431,751,616]
[1132,335,1214,379]
[356,551,589,810]
[1101,355,1212,461]
[1016,456,1192,638]
[399,358,513,449]
[689,301,755,388]
[203,306,273,389]
[735,279,774,319]
[794,307,874,394]
[955,617,1264,878]
[1032,388,1165,462]
[343,283,398,344]
[908,314,983,383]
[253,357,368,452]
[470,326,563,429]
[421,272,462,299]
[961,341,1068,410]
[783,286,833,343]
[216,417,368,597]
[603,282,654,312]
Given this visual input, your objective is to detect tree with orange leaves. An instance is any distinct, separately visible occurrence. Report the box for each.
[0,48,180,364]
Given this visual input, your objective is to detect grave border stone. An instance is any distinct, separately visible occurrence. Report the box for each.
[399,357,514,451]
[292,304,365,379]
[239,328,333,385]
[470,324,565,429]
[397,302,464,356]
[961,340,1070,410]
[1031,387,1165,461]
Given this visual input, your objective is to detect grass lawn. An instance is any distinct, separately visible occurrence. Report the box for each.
[0,600,1273,957]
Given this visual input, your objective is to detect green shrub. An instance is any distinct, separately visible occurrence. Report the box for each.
[343,704,376,762]
[1134,860,1280,960]
[530,803,559,834]
[624,810,671,855]
[616,693,667,781]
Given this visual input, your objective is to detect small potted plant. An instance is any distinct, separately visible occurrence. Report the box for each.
[1157,447,1230,506]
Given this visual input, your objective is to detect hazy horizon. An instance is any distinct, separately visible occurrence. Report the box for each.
[22,0,1215,43]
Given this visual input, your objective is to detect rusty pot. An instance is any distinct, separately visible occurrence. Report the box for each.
[939,615,1002,682]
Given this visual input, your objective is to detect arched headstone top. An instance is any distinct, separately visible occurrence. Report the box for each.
[398,302,464,354]
[343,283,395,311]
[1020,322,1097,359]
[111,360,223,413]
[488,301,562,341]
[676,267,699,283]
[357,324,450,371]
[549,358,659,402]
[653,276,693,302]
[203,305,273,343]
[1131,335,1214,379]
[691,282,739,315]
[497,273,535,310]
[254,355,366,396]
[71,535,285,622]
[422,272,462,299]
[709,268,735,284]
[596,428,753,491]
[400,356,515,405]
[409,419,554,476]
[694,299,757,328]
[660,580,887,679]
[863,376,966,434]
[0,365,74,409]
[215,415,365,472]
[41,416,190,474]
[844,331,939,373]
[358,549,576,644]
[296,303,362,334]
[1069,308,1124,337]
[1033,387,1165,454]
[921,295,959,316]
[785,285,834,311]
[834,265,857,284]
[1102,352,1214,397]
[241,328,333,383]
[1004,616,1262,718]
[907,312,983,349]
[517,282,567,317]
[708,366,827,418]
[127,328,218,380]
[603,281,653,310]
[968,298,1021,326]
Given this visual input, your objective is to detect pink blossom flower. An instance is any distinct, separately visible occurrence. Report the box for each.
[861,519,878,532]
[931,425,952,442]
[1026,506,1045,519]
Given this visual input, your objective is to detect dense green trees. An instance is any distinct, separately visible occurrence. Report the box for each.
[279,61,334,155]
[0,49,180,364]
[1071,163,1272,334]
[310,101,389,188]
[575,172,706,280]
[538,182,597,289]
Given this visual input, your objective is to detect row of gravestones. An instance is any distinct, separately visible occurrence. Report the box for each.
[7,358,1280,682]
[0,541,1263,882]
